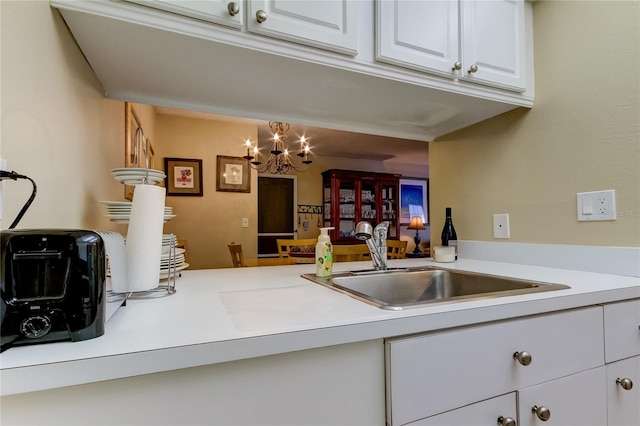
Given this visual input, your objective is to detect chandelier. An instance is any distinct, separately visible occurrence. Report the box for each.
[243,121,312,175]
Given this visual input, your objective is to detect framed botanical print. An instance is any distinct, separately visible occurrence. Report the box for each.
[164,157,203,196]
[216,155,250,193]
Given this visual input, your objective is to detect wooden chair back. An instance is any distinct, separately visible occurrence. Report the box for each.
[387,239,408,259]
[228,242,247,267]
[276,238,317,258]
[332,244,371,262]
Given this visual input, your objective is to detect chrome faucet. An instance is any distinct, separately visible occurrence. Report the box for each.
[355,221,389,270]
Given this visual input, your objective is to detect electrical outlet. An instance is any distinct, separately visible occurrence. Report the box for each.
[577,190,616,221]
[493,214,510,239]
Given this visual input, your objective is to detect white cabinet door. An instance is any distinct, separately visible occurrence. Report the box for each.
[518,367,608,426]
[375,0,459,77]
[385,307,604,425]
[408,393,516,426]
[607,356,640,426]
[125,0,244,29]
[460,0,526,91]
[604,299,640,363]
[246,0,358,55]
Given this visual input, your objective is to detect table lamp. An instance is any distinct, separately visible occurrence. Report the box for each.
[407,216,426,255]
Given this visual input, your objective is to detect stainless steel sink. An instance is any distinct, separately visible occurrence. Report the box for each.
[301,267,570,310]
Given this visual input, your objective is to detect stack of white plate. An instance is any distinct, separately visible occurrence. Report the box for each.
[160,234,189,279]
[110,168,165,185]
[100,201,176,223]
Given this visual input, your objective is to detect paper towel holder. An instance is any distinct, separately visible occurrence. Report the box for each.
[125,234,178,299]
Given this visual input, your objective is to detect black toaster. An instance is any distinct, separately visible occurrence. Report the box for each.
[1,229,106,352]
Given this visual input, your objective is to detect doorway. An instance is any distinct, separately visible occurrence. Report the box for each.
[257,175,298,257]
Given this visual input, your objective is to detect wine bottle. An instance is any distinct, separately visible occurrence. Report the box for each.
[441,207,458,260]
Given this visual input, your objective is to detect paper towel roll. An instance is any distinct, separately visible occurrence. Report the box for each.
[125,184,166,292]
[96,231,127,293]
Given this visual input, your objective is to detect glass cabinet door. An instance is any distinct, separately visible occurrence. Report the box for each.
[381,182,398,238]
[338,179,356,238]
[360,180,377,224]
[323,179,332,228]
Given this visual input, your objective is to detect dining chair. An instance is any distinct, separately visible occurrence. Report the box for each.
[332,244,371,262]
[228,242,247,267]
[386,239,408,259]
[276,238,318,259]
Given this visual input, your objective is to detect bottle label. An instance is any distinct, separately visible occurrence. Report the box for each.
[449,240,458,259]
[316,242,333,277]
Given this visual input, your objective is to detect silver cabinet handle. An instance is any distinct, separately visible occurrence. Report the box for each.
[532,405,551,422]
[256,10,267,23]
[616,377,634,390]
[513,351,532,366]
[227,2,239,16]
[497,416,517,426]
[452,61,462,71]
[468,64,479,73]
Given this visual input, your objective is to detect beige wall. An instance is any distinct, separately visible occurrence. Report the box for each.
[153,112,428,268]
[1,1,123,231]
[154,113,259,269]
[430,0,640,248]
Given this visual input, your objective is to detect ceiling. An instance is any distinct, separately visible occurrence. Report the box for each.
[155,107,429,166]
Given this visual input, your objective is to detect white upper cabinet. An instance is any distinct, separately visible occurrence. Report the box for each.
[126,0,244,29]
[376,0,527,92]
[51,0,534,141]
[246,0,359,55]
[376,0,459,78]
[460,0,526,91]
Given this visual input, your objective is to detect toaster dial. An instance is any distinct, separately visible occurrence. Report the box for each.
[20,315,53,339]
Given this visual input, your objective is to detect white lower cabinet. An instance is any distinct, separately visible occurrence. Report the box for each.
[385,307,604,426]
[518,367,608,426]
[606,356,640,426]
[603,299,640,426]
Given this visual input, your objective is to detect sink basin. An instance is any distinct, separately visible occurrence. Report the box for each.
[301,267,570,310]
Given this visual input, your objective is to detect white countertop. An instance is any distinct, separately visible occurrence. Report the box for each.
[1,258,639,396]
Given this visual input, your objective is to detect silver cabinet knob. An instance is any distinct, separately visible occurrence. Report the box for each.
[514,351,532,366]
[498,416,517,426]
[227,2,239,16]
[452,61,462,71]
[256,10,267,23]
[616,377,634,390]
[532,405,551,422]
[468,64,479,73]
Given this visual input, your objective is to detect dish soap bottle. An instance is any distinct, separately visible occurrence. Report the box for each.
[315,227,334,277]
[441,207,458,260]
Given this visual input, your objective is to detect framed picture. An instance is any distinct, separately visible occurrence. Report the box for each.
[124,102,155,200]
[399,178,429,225]
[164,157,203,196]
[216,155,250,193]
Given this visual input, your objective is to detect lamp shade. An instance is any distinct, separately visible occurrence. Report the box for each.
[407,216,426,230]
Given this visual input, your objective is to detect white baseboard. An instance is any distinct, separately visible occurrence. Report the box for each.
[459,241,640,277]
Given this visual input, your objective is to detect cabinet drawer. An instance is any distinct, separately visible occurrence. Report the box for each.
[385,307,604,426]
[606,356,640,426]
[518,366,607,426]
[407,393,516,426]
[604,299,640,363]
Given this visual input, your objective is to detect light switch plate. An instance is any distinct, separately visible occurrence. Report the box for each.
[577,190,616,221]
[242,217,249,228]
[493,214,510,239]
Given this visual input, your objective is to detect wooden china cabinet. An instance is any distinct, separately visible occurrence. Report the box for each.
[322,169,400,244]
